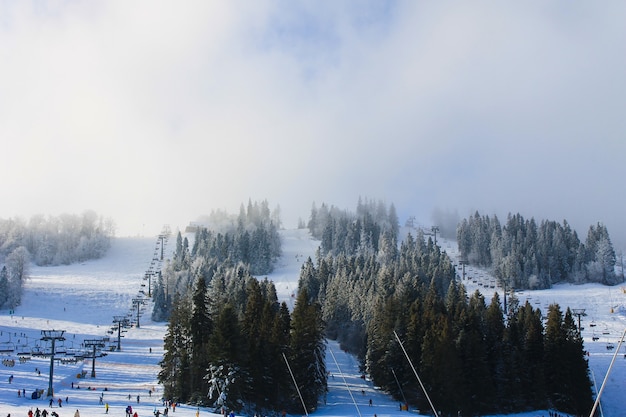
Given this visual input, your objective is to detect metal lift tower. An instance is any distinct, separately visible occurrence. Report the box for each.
[40,330,65,397]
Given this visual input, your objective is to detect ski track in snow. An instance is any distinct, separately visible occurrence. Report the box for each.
[0,230,625,417]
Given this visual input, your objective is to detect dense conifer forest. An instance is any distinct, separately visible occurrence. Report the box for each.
[303,202,594,415]
[151,200,282,321]
[155,201,325,414]
[157,200,596,416]
[457,212,621,289]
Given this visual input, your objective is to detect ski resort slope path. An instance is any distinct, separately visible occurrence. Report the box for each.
[0,229,624,416]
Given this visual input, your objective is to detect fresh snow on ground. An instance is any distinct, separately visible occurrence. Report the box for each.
[0,229,625,417]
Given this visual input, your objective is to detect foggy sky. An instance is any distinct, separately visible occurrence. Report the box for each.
[1,1,625,248]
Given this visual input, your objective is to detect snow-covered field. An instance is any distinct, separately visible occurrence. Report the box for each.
[1,230,625,417]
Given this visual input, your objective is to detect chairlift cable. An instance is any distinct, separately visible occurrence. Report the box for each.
[282,352,309,417]
[393,330,438,417]
[589,327,626,417]
[327,347,362,417]
[589,369,604,417]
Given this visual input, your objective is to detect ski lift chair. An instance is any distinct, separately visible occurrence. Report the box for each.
[0,342,15,354]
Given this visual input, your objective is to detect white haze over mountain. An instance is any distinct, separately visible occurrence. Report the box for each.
[0,1,625,247]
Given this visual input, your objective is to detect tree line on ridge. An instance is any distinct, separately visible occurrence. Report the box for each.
[457,212,621,289]
[0,210,113,310]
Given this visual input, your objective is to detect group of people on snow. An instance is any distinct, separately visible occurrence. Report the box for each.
[47,397,65,408]
[23,408,61,417]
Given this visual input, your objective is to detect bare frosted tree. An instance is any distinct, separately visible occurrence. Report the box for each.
[5,246,30,308]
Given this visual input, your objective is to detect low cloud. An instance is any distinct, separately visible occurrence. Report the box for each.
[0,2,624,248]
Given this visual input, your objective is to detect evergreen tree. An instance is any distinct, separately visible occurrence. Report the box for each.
[501,291,527,411]
[418,281,458,413]
[288,288,326,414]
[456,291,491,414]
[377,230,398,265]
[484,292,505,408]
[518,302,545,407]
[175,232,183,260]
[0,266,8,308]
[298,257,319,299]
[561,308,593,415]
[189,272,212,402]
[241,278,265,405]
[543,305,592,414]
[365,296,398,393]
[594,235,617,284]
[5,246,29,308]
[151,270,171,321]
[405,292,426,374]
[544,304,568,410]
[388,203,400,243]
[158,293,192,402]
[206,303,244,412]
[270,302,293,409]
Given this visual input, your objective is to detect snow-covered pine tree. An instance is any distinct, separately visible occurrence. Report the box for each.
[205,303,244,412]
[5,246,29,308]
[158,293,192,402]
[0,266,8,308]
[189,272,212,402]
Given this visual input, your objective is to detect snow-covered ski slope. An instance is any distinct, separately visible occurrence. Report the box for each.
[1,229,625,417]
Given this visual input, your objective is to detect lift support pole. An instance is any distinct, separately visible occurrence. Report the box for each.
[41,330,65,397]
